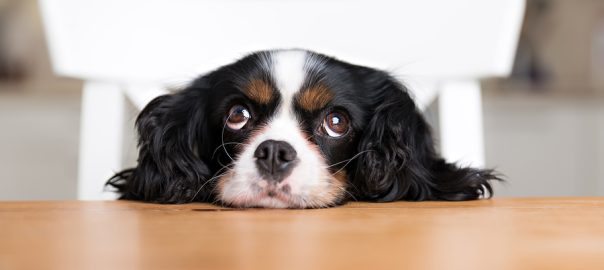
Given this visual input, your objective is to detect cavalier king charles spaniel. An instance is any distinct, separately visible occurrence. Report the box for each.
[108,49,500,208]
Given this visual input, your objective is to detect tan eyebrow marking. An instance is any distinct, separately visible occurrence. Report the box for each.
[243,79,275,104]
[296,84,334,111]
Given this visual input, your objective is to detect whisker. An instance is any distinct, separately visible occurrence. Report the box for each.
[216,158,229,171]
[345,179,362,194]
[211,142,247,159]
[325,150,375,169]
[221,119,235,162]
[338,186,358,202]
[190,165,233,202]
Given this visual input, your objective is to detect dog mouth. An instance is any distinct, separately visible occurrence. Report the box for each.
[219,177,317,209]
[241,180,299,208]
[222,180,345,209]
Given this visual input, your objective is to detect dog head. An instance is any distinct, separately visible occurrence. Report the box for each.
[108,49,499,208]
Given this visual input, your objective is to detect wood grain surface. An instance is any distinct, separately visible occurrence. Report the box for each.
[1,198,603,270]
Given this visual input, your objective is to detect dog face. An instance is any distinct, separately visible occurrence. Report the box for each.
[213,50,362,208]
[108,49,499,208]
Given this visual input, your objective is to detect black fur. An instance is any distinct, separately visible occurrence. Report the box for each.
[107,49,501,206]
[108,78,214,203]
[350,68,500,201]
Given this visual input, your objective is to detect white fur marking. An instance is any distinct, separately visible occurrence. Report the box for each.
[272,50,308,116]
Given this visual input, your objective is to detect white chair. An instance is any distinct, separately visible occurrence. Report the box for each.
[39,0,525,200]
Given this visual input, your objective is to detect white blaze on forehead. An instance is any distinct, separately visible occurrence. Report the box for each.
[271,50,308,114]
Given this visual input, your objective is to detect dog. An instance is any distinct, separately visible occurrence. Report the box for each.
[107,49,500,208]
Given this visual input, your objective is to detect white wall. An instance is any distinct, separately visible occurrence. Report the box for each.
[485,95,604,196]
[0,92,80,199]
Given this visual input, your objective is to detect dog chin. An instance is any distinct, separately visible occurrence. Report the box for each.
[218,172,345,209]
[218,177,290,208]
[229,191,293,209]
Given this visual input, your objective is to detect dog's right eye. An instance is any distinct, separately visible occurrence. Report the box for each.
[226,105,251,130]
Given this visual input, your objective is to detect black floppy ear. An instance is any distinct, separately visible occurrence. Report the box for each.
[107,80,213,203]
[353,70,500,201]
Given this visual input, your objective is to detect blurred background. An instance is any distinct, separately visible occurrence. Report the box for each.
[0,0,603,199]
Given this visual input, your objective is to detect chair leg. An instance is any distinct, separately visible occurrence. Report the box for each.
[78,82,124,200]
[438,80,485,167]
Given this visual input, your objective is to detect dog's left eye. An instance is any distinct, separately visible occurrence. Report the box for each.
[226,105,251,130]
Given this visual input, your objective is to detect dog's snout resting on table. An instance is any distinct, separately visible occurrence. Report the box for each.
[107,49,501,208]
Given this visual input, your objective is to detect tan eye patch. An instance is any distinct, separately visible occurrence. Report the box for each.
[296,84,334,111]
[244,79,275,105]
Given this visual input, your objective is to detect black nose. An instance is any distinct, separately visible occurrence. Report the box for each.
[254,140,297,182]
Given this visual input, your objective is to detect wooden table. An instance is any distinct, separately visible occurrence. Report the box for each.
[1,198,603,270]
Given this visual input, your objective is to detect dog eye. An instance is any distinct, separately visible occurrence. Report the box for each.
[323,111,349,137]
[226,105,251,130]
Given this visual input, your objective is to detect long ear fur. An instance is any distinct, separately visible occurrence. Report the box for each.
[353,70,501,201]
[107,81,213,203]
